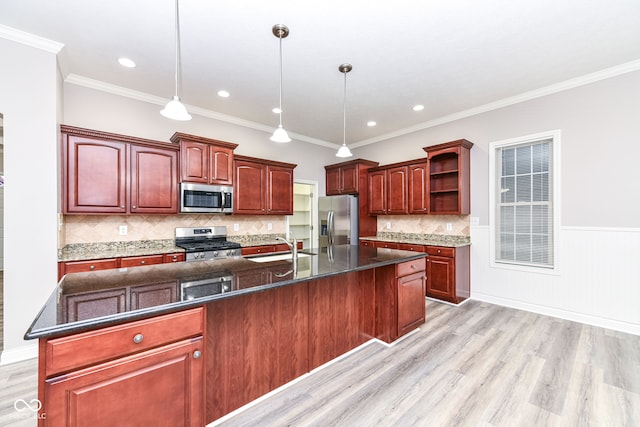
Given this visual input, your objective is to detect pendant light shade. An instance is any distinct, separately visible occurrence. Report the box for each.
[336,63,353,158]
[161,0,191,121]
[270,24,291,143]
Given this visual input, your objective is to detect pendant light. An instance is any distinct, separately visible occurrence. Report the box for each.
[336,63,353,158]
[270,24,291,143]
[161,0,191,121]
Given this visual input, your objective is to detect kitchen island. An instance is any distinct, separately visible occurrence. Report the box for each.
[26,245,427,426]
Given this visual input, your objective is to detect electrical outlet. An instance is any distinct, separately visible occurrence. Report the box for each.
[446,223,452,231]
[233,223,240,231]
[470,217,480,226]
[386,222,391,229]
[119,225,128,235]
[268,223,273,231]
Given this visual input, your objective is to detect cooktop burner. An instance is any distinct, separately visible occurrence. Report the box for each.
[175,226,242,261]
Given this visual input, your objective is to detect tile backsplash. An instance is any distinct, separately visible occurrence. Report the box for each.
[376,215,470,237]
[60,214,287,248]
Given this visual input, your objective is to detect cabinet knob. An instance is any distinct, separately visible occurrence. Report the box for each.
[140,261,145,265]
[133,333,144,344]
[193,350,202,359]
[411,264,416,269]
[132,205,137,209]
[89,265,95,270]
[120,205,125,209]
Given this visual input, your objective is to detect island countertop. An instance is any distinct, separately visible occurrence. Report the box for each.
[26,245,427,340]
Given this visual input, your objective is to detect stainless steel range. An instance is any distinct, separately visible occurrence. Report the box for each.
[175,226,242,262]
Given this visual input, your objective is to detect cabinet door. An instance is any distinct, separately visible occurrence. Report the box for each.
[408,162,428,213]
[44,337,204,427]
[130,144,179,214]
[180,140,209,183]
[368,170,387,214]
[325,167,341,195]
[397,271,426,336]
[65,136,127,214]
[129,281,179,310]
[426,255,455,301]
[210,146,234,185]
[234,160,266,214]
[267,165,294,214]
[340,164,358,194]
[386,166,408,214]
[62,288,127,323]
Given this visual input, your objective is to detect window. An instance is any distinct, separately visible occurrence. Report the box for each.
[489,131,560,271]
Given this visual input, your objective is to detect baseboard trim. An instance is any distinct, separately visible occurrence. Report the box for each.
[472,293,640,336]
[0,343,38,366]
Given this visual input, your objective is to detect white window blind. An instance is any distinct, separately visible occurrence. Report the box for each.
[495,137,554,268]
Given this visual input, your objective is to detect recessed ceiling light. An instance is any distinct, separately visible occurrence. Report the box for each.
[413,104,424,111]
[367,121,377,127]
[217,90,230,98]
[117,57,136,68]
[272,107,282,114]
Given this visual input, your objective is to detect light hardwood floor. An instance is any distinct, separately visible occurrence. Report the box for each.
[1,300,638,426]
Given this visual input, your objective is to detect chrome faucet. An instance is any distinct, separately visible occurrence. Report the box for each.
[275,235,298,260]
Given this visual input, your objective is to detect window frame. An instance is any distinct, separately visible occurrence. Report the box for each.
[489,130,561,274]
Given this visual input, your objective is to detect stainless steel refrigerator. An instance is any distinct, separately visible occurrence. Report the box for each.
[318,195,359,250]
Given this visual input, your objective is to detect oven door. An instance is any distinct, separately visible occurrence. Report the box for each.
[181,274,233,300]
[180,183,233,213]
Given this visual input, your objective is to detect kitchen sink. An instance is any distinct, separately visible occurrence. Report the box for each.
[246,252,314,263]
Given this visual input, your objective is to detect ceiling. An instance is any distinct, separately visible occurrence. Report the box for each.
[2,0,640,149]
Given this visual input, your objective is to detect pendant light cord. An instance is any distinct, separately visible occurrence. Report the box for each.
[278,33,284,127]
[343,69,347,147]
[174,0,181,98]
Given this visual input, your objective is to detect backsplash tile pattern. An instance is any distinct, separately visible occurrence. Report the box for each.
[375,215,470,237]
[61,215,287,247]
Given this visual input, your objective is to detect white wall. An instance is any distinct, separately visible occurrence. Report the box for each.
[0,37,60,363]
[354,70,640,334]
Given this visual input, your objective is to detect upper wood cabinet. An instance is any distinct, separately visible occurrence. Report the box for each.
[424,139,473,215]
[325,159,378,195]
[368,165,409,215]
[408,161,428,214]
[170,132,238,185]
[234,155,296,215]
[62,125,179,215]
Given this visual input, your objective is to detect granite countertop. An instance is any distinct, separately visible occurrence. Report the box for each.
[58,235,289,262]
[360,232,471,247]
[28,245,426,340]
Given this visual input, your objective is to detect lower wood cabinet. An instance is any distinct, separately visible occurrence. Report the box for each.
[58,252,186,280]
[426,245,470,304]
[39,308,204,426]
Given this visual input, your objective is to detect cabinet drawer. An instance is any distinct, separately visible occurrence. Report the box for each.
[61,258,119,275]
[375,241,399,249]
[120,254,165,267]
[242,245,276,255]
[398,243,426,252]
[44,307,204,376]
[396,258,426,277]
[425,246,455,257]
[164,252,185,263]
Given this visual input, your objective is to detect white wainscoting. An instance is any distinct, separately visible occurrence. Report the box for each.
[470,225,640,335]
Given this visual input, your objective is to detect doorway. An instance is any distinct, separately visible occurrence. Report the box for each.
[290,181,318,250]
[1,113,4,352]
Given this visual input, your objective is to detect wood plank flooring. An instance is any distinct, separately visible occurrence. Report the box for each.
[1,299,638,426]
[212,300,640,427]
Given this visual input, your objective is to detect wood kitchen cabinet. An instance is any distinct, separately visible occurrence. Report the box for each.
[39,308,204,426]
[425,245,470,304]
[325,159,378,195]
[171,132,238,185]
[408,161,429,213]
[233,155,296,215]
[58,252,186,280]
[62,125,179,215]
[375,258,426,342]
[424,139,473,215]
[368,164,409,214]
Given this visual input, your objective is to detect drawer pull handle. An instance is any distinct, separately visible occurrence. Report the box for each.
[133,333,144,344]
[411,264,416,269]
[89,265,95,270]
[193,350,202,359]
[140,261,145,265]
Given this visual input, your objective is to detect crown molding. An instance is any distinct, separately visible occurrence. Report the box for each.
[0,24,63,54]
[351,59,640,148]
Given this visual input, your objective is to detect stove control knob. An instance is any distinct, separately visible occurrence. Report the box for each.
[213,251,219,257]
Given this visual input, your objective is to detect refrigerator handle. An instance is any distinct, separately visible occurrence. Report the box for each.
[327,210,334,245]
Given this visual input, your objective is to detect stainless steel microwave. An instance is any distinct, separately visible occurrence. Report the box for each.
[179,183,233,213]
